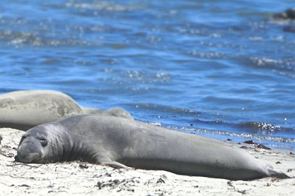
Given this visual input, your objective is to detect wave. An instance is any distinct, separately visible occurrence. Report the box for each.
[0,30,94,47]
[237,121,295,134]
[65,0,141,12]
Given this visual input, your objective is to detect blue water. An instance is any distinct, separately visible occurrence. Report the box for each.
[0,0,295,150]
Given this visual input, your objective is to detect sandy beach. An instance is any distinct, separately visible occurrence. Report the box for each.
[0,127,294,196]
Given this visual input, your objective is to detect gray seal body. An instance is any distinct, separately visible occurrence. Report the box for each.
[0,90,82,130]
[15,114,288,180]
[0,90,132,130]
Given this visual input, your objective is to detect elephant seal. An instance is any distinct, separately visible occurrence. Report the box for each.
[15,114,288,180]
[0,90,82,130]
[0,90,132,130]
[83,107,133,120]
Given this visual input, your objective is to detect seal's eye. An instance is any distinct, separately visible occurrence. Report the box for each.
[38,138,48,147]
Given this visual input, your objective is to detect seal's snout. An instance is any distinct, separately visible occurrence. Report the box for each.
[14,154,20,162]
[15,151,41,163]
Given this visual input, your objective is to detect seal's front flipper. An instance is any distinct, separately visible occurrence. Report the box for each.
[94,155,130,169]
[102,161,130,169]
[265,164,290,179]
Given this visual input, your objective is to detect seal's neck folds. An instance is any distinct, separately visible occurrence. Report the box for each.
[46,124,96,163]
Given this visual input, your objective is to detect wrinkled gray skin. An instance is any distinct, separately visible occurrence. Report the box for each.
[0,90,132,130]
[15,114,288,180]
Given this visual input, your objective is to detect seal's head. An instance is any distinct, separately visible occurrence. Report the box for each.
[14,123,96,163]
[15,127,49,163]
[15,124,73,163]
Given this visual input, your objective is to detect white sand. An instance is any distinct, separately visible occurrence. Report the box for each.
[1,128,294,196]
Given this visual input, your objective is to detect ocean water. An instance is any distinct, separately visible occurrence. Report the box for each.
[0,0,294,150]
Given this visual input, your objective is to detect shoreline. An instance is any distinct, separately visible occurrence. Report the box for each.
[1,128,294,196]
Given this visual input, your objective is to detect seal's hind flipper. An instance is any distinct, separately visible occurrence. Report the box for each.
[264,164,290,179]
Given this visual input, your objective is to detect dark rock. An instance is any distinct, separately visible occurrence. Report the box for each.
[18,184,30,188]
[240,146,248,149]
[273,8,295,20]
[243,140,255,144]
[238,190,247,195]
[79,163,89,169]
[96,179,121,190]
[243,140,271,150]
[7,153,15,158]
[256,144,271,150]
[156,178,166,184]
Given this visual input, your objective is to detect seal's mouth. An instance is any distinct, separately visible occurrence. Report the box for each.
[15,152,42,163]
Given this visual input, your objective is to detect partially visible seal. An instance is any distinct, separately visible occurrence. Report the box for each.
[0,90,82,130]
[273,8,295,20]
[0,90,132,130]
[15,114,288,180]
[83,107,133,120]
